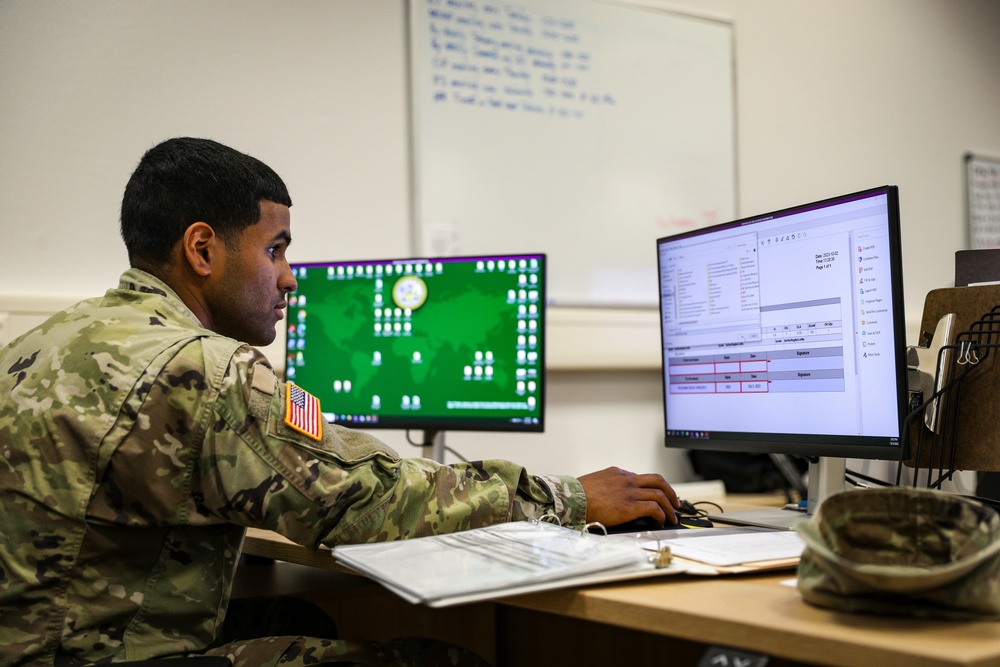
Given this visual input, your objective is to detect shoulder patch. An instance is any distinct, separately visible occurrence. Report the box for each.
[285,381,323,441]
[250,363,277,394]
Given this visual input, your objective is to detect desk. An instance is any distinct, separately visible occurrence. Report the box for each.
[240,525,1000,667]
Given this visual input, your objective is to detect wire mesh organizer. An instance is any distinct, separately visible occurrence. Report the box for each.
[903,284,1000,490]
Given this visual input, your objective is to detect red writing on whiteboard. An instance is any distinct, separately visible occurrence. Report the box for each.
[656,210,721,230]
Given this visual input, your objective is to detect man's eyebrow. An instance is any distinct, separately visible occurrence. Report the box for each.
[273,230,292,246]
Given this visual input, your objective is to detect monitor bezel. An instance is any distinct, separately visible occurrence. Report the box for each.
[656,185,907,461]
[285,252,547,434]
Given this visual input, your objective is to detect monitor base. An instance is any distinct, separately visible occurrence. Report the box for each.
[707,457,848,531]
[706,507,808,531]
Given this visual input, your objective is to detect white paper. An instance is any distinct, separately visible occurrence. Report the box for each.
[649,530,805,567]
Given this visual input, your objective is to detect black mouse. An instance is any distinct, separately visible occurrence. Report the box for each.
[604,515,668,534]
[602,504,714,534]
[676,499,699,516]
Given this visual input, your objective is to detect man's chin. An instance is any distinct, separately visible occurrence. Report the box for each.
[241,327,277,348]
[253,332,278,347]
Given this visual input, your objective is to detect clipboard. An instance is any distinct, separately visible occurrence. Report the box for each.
[906,283,1000,472]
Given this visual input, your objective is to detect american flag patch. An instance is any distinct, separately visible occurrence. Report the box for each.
[284,382,323,441]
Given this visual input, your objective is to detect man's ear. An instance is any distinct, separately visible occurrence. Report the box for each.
[181,222,220,277]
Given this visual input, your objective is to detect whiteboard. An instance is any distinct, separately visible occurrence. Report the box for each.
[967,153,1000,249]
[410,0,736,306]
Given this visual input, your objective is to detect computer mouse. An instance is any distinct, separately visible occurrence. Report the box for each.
[605,516,668,534]
[676,499,699,516]
[676,516,714,528]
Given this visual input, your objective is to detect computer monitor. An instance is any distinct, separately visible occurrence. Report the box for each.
[656,186,908,528]
[284,253,545,456]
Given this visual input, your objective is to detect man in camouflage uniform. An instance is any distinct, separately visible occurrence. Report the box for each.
[0,137,680,666]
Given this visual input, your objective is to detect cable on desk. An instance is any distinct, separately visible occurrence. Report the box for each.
[845,469,893,488]
[688,500,722,517]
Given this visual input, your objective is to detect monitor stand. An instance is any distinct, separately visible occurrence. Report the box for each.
[706,457,847,530]
[421,430,447,464]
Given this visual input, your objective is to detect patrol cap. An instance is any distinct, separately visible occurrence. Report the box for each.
[795,486,1000,620]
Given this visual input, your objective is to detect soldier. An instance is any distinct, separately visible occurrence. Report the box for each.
[0,137,679,666]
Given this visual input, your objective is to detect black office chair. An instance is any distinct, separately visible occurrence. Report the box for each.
[98,658,231,666]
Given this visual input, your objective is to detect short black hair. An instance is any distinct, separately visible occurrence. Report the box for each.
[120,137,292,267]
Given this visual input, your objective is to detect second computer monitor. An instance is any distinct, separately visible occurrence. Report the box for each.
[285,253,545,433]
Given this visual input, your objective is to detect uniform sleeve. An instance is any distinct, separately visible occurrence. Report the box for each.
[193,346,586,547]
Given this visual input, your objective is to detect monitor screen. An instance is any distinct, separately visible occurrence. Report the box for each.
[656,186,907,461]
[284,253,545,433]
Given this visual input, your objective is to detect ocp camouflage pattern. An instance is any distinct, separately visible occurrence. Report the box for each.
[796,486,1000,620]
[0,268,586,665]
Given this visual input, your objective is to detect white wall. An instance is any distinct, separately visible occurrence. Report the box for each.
[664,0,1000,325]
[1,0,999,482]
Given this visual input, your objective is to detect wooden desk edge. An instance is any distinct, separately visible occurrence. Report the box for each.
[243,528,357,574]
[240,527,1000,667]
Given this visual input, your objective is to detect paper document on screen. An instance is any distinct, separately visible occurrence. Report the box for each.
[649,530,805,567]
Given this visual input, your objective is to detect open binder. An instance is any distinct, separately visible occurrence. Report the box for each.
[331,520,679,607]
[330,520,802,607]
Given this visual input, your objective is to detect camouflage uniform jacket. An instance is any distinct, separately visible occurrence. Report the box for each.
[0,269,586,666]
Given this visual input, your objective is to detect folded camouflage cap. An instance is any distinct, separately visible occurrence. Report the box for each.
[796,486,1000,620]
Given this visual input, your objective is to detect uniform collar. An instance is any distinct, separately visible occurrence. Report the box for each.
[113,268,206,331]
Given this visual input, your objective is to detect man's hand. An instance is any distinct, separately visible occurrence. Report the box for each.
[577,467,680,527]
